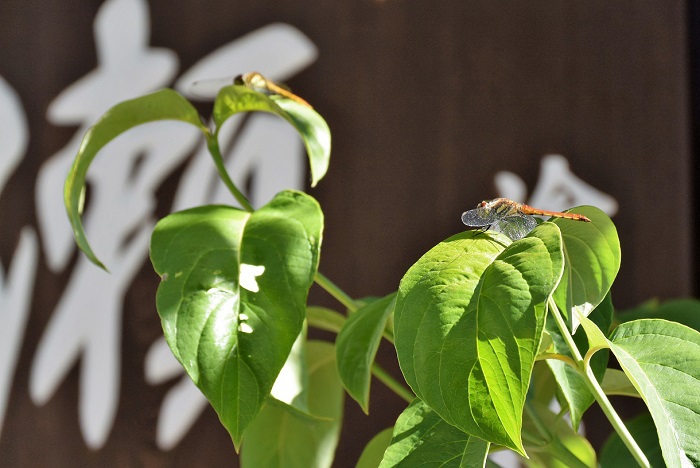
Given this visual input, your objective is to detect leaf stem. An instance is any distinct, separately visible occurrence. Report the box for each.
[314,271,359,312]
[309,274,413,402]
[547,298,650,468]
[536,353,579,370]
[206,133,254,213]
[371,363,414,404]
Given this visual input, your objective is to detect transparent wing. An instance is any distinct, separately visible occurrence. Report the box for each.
[461,208,496,227]
[185,77,234,100]
[491,214,537,240]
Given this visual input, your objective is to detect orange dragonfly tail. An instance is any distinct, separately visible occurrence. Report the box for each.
[518,203,591,222]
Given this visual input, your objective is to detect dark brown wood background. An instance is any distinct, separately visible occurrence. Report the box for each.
[0,1,693,466]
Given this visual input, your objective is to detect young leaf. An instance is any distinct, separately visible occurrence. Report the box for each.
[356,428,393,468]
[551,206,620,332]
[241,341,344,468]
[380,399,490,467]
[546,293,613,429]
[394,224,563,454]
[607,319,700,467]
[213,85,331,187]
[65,89,206,269]
[149,190,323,449]
[336,293,396,413]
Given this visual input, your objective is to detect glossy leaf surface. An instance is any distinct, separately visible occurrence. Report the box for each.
[551,206,620,332]
[150,190,322,448]
[394,224,563,453]
[213,85,330,186]
[607,319,700,468]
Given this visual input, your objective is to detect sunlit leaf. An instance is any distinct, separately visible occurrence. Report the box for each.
[608,319,700,467]
[65,89,205,269]
[394,224,563,454]
[241,341,343,468]
[150,190,323,449]
[213,85,330,187]
[580,317,700,467]
[551,206,620,333]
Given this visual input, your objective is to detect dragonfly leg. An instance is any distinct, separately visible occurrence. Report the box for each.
[475,224,491,235]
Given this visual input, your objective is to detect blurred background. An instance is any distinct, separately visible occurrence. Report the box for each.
[0,0,695,465]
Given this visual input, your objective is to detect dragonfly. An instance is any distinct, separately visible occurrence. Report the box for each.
[461,197,591,240]
[187,72,312,108]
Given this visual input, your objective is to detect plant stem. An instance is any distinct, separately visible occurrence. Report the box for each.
[310,273,412,401]
[371,363,414,404]
[314,271,359,312]
[547,298,650,468]
[206,133,254,213]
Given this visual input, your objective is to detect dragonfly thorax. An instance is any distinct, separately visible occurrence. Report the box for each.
[479,198,521,217]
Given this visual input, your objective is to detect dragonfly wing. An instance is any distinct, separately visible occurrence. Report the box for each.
[461,208,496,227]
[186,77,233,100]
[493,214,537,240]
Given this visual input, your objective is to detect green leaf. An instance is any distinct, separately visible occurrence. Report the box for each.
[213,85,331,187]
[307,306,346,334]
[379,399,490,467]
[270,328,309,413]
[241,341,344,468]
[521,402,596,468]
[336,293,396,413]
[528,362,558,406]
[551,206,620,332]
[356,428,393,468]
[65,89,206,269]
[600,369,639,398]
[599,412,664,467]
[394,224,563,454]
[617,298,700,333]
[609,319,700,467]
[546,293,613,429]
[149,190,323,449]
